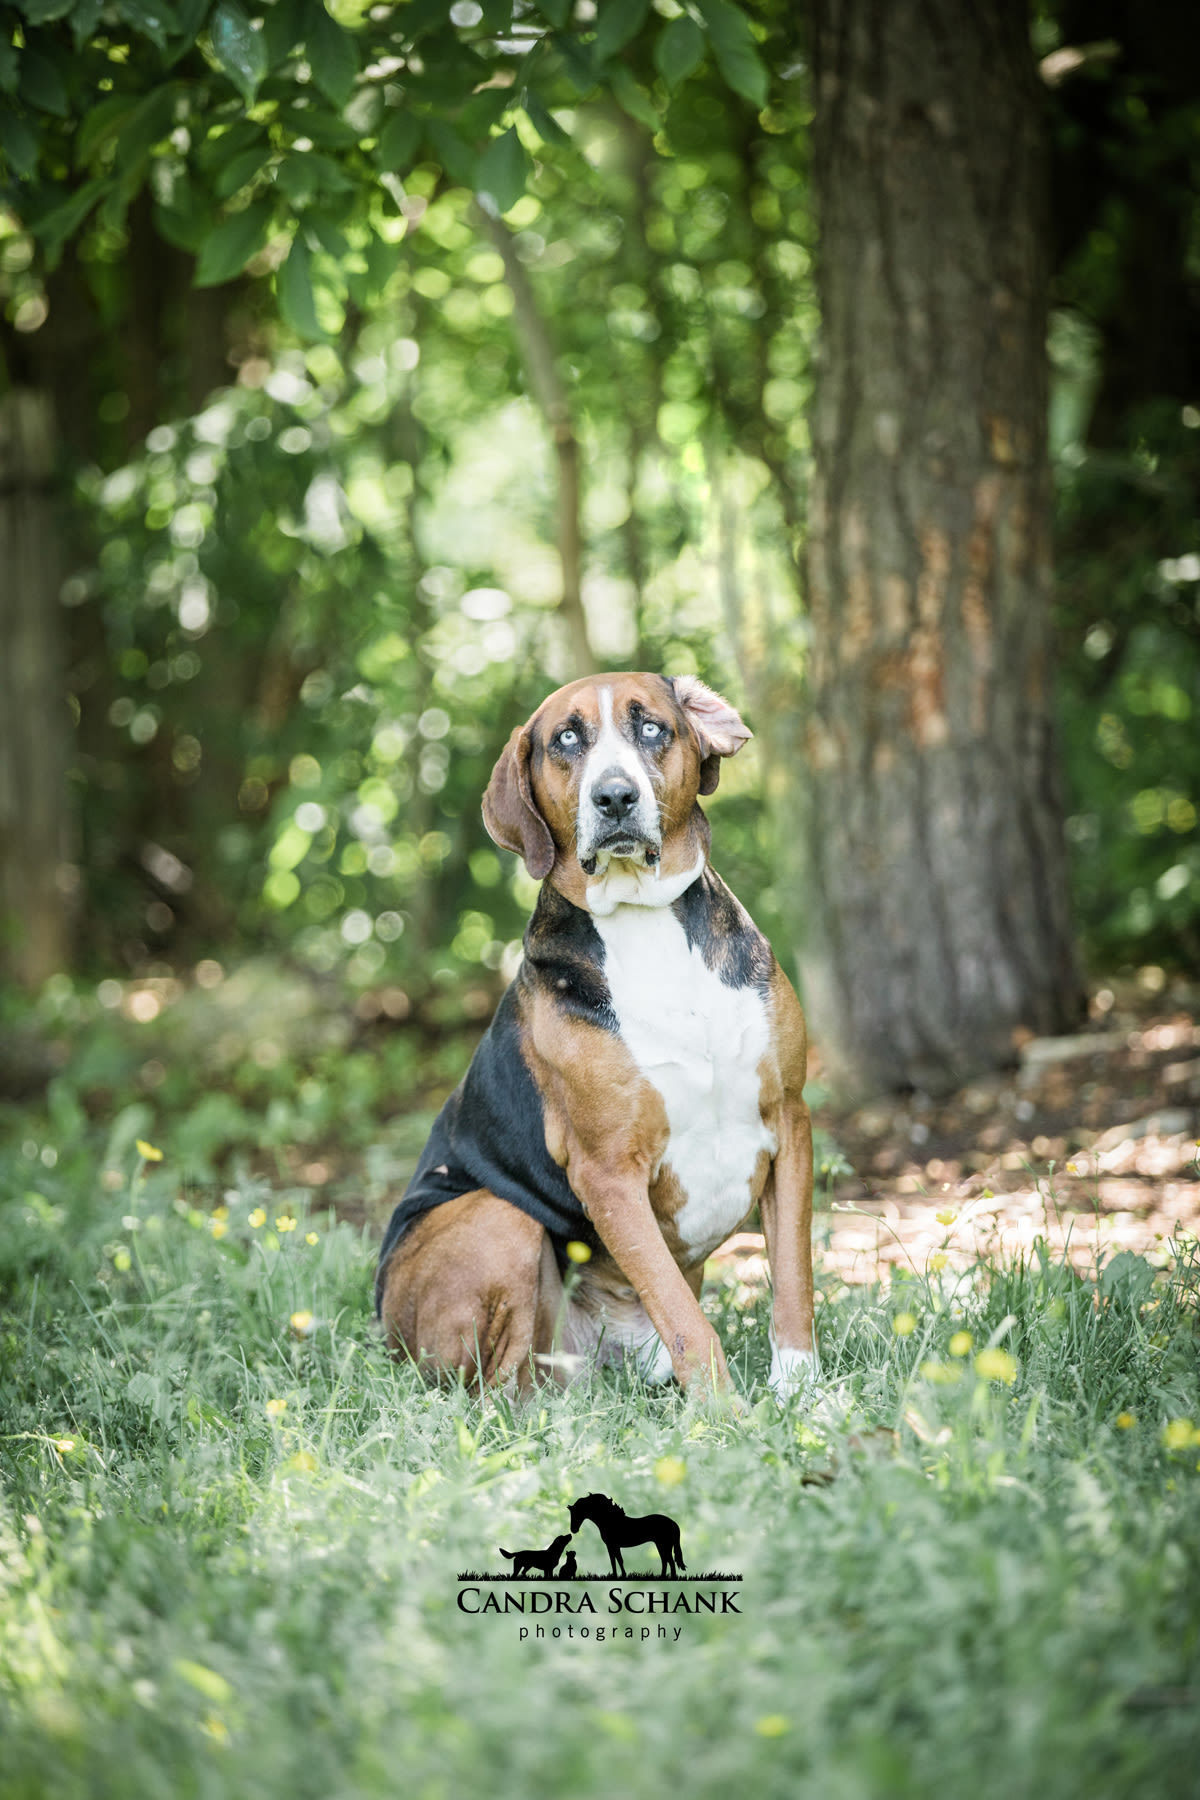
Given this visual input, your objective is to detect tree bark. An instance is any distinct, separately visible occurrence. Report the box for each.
[801,0,1084,1096]
[0,391,71,987]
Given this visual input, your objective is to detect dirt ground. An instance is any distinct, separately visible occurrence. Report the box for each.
[714,972,1200,1294]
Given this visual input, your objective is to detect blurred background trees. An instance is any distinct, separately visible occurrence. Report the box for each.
[0,0,1197,1101]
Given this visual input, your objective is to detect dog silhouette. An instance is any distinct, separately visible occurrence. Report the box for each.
[568,1493,685,1577]
[559,1549,578,1578]
[499,1532,572,1578]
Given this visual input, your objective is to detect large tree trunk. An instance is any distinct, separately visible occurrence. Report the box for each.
[0,391,71,987]
[801,0,1084,1096]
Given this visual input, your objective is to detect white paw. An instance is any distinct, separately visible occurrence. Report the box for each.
[767,1345,820,1403]
[637,1335,676,1385]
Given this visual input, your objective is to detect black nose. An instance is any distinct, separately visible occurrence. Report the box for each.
[593,775,638,822]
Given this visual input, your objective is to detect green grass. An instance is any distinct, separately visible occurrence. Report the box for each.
[2,1119,1199,1799]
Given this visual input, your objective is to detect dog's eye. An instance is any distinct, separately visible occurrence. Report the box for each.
[641,721,663,741]
[556,728,579,749]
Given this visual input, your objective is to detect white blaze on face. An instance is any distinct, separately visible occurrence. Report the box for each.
[577,686,660,861]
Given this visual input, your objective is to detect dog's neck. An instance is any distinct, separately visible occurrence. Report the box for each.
[584,849,705,918]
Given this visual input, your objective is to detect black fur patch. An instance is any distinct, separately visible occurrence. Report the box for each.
[671,866,775,991]
[374,887,614,1308]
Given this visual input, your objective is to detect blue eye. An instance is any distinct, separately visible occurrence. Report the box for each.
[557,729,578,748]
[641,721,662,740]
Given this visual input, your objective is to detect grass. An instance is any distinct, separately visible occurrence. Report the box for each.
[1,1108,1199,1798]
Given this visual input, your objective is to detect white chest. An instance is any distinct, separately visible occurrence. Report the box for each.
[593,904,777,1260]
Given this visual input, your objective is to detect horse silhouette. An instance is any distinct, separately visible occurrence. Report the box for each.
[499,1532,572,1578]
[568,1493,685,1578]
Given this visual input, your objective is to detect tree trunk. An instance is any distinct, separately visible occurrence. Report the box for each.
[801,0,1084,1096]
[0,391,71,987]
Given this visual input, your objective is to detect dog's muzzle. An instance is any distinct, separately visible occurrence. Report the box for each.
[578,771,661,876]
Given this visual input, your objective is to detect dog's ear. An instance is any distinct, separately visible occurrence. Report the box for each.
[669,675,752,795]
[482,722,555,879]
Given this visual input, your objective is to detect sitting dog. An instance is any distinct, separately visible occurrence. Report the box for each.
[376,673,816,1400]
[499,1532,573,1578]
[558,1548,578,1578]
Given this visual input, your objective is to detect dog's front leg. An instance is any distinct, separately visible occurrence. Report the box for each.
[574,1164,732,1394]
[759,1097,819,1401]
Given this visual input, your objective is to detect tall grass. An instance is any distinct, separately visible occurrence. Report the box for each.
[1,1129,1198,1798]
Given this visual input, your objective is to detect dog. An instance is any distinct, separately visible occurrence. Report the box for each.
[569,1492,685,1578]
[558,1549,578,1578]
[499,1533,572,1578]
[376,673,816,1400]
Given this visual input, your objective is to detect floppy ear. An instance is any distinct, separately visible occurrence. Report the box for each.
[482,723,555,879]
[670,675,752,795]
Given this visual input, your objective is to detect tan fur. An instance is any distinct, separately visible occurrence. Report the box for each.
[381,674,815,1398]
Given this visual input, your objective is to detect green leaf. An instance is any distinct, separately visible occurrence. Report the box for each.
[194,197,273,284]
[116,0,180,49]
[167,0,213,62]
[0,40,16,94]
[538,0,570,24]
[305,210,348,258]
[522,89,569,147]
[474,125,527,215]
[592,0,648,63]
[556,36,596,95]
[70,0,104,42]
[654,15,704,89]
[306,2,359,109]
[113,86,177,170]
[75,94,139,167]
[425,118,476,185]
[19,49,69,115]
[31,177,108,255]
[375,108,422,173]
[214,144,270,198]
[261,0,305,67]
[278,231,322,338]
[0,110,39,178]
[154,183,214,252]
[278,105,358,148]
[609,64,658,132]
[209,0,267,104]
[18,0,74,20]
[696,0,766,109]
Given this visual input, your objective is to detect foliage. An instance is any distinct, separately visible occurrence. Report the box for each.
[0,1078,1198,1796]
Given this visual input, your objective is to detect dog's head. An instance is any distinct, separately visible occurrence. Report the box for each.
[483,674,750,912]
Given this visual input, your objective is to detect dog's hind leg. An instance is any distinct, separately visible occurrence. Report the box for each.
[380,1190,552,1392]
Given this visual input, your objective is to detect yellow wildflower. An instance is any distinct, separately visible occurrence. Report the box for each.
[892,1311,917,1337]
[305,1231,319,1246]
[929,1252,948,1272]
[654,1455,687,1487]
[754,1716,790,1738]
[265,1398,287,1419]
[210,1219,227,1240]
[566,1240,592,1264]
[248,1208,266,1229]
[289,1310,315,1338]
[136,1140,163,1162]
[275,1214,297,1233]
[935,1208,957,1226]
[1115,1412,1136,1430]
[974,1347,1018,1384]
[1163,1418,1199,1450]
[948,1330,973,1357]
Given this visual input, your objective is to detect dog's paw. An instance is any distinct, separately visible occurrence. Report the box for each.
[767,1345,820,1404]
